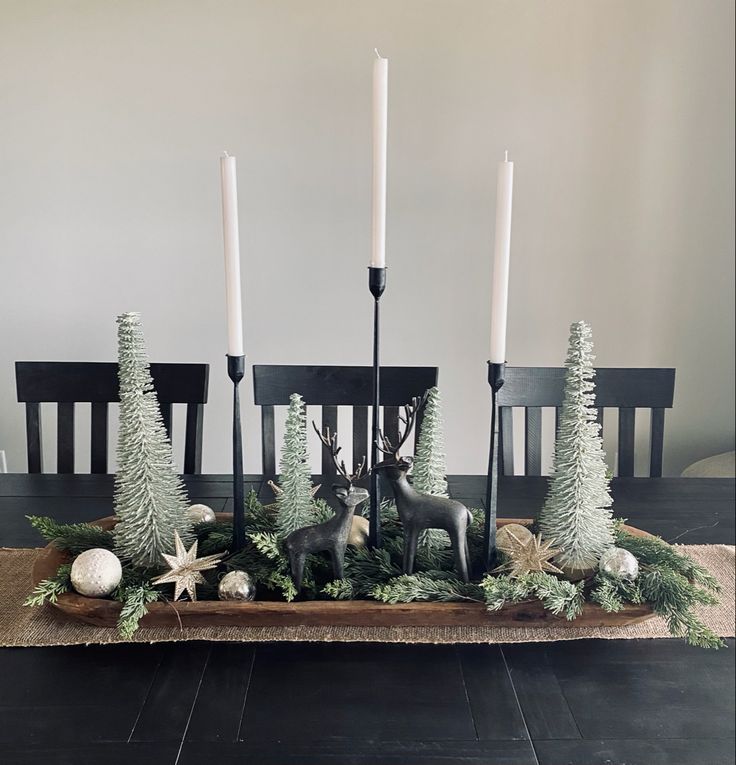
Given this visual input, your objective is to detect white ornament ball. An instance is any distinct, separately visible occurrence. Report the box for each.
[496,523,534,554]
[70,548,122,598]
[187,504,216,524]
[218,571,256,601]
[599,547,639,580]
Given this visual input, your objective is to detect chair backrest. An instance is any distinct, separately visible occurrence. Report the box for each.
[15,361,209,475]
[253,365,439,480]
[497,367,675,477]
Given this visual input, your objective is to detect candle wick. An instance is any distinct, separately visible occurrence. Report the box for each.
[374,47,382,58]
[223,150,230,157]
[504,150,509,162]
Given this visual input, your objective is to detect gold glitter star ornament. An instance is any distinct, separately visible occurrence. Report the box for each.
[493,532,564,578]
[151,532,223,601]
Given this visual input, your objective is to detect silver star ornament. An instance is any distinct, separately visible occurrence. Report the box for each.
[151,531,223,601]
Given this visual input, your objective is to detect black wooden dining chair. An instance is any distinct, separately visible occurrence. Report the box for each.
[252,365,439,480]
[15,361,209,474]
[497,367,675,477]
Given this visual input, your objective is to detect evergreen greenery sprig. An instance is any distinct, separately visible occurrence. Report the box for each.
[590,527,724,648]
[24,563,72,606]
[480,572,585,620]
[372,573,484,603]
[615,527,720,591]
[113,578,161,639]
[323,578,355,599]
[590,571,644,612]
[27,516,114,554]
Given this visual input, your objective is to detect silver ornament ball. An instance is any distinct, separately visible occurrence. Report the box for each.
[218,570,256,601]
[70,548,122,598]
[599,547,639,580]
[187,504,216,524]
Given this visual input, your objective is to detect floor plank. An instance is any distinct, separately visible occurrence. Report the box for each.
[544,639,736,740]
[502,644,581,741]
[240,643,478,743]
[179,739,539,765]
[0,743,179,765]
[130,643,210,743]
[535,737,736,765]
[185,643,256,742]
[456,645,529,741]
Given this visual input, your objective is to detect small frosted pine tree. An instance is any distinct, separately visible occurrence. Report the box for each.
[411,387,450,553]
[113,313,193,569]
[275,393,315,538]
[538,321,614,570]
[412,387,449,497]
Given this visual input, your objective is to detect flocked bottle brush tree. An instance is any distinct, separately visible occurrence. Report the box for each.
[112,312,194,569]
[538,320,614,572]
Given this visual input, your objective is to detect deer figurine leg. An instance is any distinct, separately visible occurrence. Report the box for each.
[403,526,419,575]
[331,545,346,580]
[450,525,470,583]
[288,546,306,593]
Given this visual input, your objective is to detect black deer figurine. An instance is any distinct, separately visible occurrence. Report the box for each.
[373,395,472,582]
[284,425,369,593]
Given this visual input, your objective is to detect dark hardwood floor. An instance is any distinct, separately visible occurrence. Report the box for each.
[0,475,733,765]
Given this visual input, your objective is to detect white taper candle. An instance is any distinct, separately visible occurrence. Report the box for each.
[370,49,388,268]
[220,152,244,357]
[489,151,514,364]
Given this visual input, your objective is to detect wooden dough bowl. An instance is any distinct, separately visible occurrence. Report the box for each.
[33,516,655,630]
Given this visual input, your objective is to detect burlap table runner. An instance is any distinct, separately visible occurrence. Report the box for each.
[1,545,733,646]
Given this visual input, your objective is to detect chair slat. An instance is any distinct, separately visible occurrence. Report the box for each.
[554,406,561,440]
[498,367,675,408]
[524,407,542,476]
[160,403,173,442]
[649,407,665,478]
[90,402,108,474]
[183,403,204,475]
[321,406,338,478]
[383,406,400,451]
[618,408,636,477]
[16,361,209,475]
[25,403,43,473]
[252,365,439,406]
[57,402,75,473]
[261,405,276,479]
[499,406,514,476]
[352,406,368,473]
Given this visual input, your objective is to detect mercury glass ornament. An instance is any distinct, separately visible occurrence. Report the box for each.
[599,547,639,580]
[70,548,122,598]
[218,570,256,602]
[496,523,534,554]
[187,504,216,524]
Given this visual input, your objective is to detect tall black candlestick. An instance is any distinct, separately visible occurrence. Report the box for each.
[483,361,505,570]
[368,266,386,548]
[227,354,246,551]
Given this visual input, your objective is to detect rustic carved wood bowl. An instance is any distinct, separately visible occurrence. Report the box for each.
[32,515,656,630]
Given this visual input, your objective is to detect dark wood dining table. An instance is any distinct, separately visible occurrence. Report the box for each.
[0,474,733,765]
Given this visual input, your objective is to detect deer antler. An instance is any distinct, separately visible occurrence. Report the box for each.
[375,392,429,462]
[312,421,366,488]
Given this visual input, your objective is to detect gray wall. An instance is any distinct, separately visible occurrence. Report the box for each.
[1,0,734,477]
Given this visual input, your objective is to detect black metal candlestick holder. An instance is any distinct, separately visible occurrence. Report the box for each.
[227,354,246,551]
[368,266,386,549]
[483,361,506,571]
